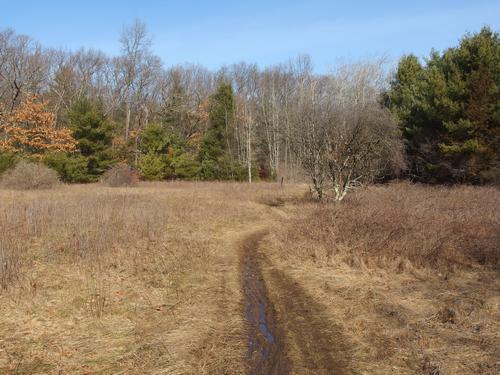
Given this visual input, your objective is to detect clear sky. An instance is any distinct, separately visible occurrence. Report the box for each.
[1,0,499,72]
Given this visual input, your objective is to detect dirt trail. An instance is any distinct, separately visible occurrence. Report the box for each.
[239,224,352,375]
[267,268,352,374]
[240,230,289,375]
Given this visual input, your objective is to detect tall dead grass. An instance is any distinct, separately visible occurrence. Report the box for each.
[0,181,301,374]
[265,182,499,374]
[279,182,499,272]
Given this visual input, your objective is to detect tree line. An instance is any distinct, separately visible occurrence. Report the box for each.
[0,22,498,197]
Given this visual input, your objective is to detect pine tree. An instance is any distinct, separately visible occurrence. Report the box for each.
[198,82,234,162]
[438,28,500,182]
[388,27,500,183]
[66,98,115,178]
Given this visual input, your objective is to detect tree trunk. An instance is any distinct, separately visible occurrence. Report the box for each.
[247,121,252,183]
[125,102,131,141]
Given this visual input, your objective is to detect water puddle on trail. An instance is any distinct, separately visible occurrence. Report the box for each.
[240,231,289,375]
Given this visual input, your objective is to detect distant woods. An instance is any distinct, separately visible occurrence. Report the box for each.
[0,22,498,193]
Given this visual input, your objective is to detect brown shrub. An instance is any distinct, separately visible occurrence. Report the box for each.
[0,160,60,190]
[101,163,138,187]
[280,182,500,271]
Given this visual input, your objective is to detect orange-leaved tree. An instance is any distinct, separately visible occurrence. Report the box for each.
[0,95,76,158]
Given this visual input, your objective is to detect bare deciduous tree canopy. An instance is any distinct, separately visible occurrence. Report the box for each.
[0,24,406,196]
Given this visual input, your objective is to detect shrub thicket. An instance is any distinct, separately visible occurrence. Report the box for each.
[0,160,60,190]
[101,163,138,187]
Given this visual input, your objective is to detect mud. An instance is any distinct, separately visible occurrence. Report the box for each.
[239,230,289,375]
[239,229,352,375]
[268,269,352,374]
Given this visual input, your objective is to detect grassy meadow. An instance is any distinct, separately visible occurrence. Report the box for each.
[0,181,498,374]
[0,182,300,374]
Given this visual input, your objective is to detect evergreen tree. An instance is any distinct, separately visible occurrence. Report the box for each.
[197,82,244,179]
[387,27,500,183]
[137,123,169,180]
[0,151,17,176]
[67,98,115,179]
[171,153,201,179]
[199,82,234,162]
[139,123,170,154]
[438,28,500,183]
[138,151,169,180]
[137,122,189,180]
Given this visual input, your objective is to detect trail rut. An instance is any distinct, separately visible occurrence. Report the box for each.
[239,228,352,375]
[240,230,289,375]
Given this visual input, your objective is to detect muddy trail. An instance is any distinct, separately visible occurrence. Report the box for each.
[239,229,352,375]
[240,230,289,375]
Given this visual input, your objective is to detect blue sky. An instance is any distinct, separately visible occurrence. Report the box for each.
[1,0,499,72]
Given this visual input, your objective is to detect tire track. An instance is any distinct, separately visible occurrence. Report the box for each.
[267,269,352,374]
[239,229,352,374]
[239,230,289,375]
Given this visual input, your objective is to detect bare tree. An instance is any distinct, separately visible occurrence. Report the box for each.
[117,20,161,141]
[292,61,405,200]
[323,104,404,201]
[0,29,51,111]
[159,65,214,138]
[48,48,109,116]
[223,62,260,182]
[0,25,405,188]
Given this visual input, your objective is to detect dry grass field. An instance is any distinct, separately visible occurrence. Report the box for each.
[0,181,498,374]
[0,182,301,374]
[264,183,499,374]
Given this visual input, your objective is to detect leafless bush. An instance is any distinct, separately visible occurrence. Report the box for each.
[279,183,500,271]
[0,160,60,190]
[101,163,138,187]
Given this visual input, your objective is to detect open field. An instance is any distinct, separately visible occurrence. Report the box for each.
[264,183,500,374]
[0,182,302,374]
[0,182,499,374]
[1,5,498,374]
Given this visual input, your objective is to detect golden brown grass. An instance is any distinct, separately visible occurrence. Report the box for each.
[264,182,499,374]
[2,180,498,374]
[278,182,499,271]
[0,181,302,374]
